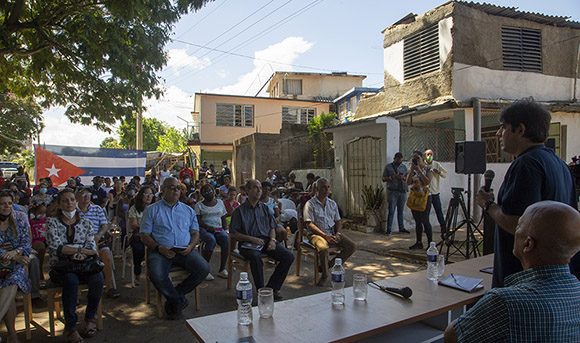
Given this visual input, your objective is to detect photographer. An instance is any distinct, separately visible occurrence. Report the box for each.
[407,151,434,250]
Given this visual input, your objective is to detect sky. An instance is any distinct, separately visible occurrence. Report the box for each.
[39,0,580,148]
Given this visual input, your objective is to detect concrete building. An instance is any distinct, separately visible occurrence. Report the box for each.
[334,87,381,123]
[266,71,366,102]
[190,93,331,168]
[327,1,580,222]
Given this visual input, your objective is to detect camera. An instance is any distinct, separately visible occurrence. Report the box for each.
[412,158,419,166]
[451,187,464,199]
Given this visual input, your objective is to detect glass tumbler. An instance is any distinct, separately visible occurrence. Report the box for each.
[437,254,446,278]
[352,274,368,301]
[258,287,274,318]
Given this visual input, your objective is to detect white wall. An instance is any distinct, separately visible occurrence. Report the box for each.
[552,111,580,162]
[452,63,580,102]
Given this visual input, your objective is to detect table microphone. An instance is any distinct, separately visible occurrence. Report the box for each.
[371,282,412,299]
[484,170,495,192]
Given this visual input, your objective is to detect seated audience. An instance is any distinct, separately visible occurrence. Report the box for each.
[444,201,580,343]
[29,203,48,280]
[230,180,294,301]
[303,178,356,286]
[195,184,229,281]
[140,177,209,320]
[126,186,154,283]
[284,172,304,191]
[46,189,104,343]
[0,190,32,343]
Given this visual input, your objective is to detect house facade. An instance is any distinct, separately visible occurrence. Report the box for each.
[328,1,580,220]
[334,87,381,123]
[266,71,366,102]
[190,93,331,168]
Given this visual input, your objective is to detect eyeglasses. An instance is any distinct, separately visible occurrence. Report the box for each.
[165,186,181,192]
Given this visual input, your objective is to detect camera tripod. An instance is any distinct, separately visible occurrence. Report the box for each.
[437,175,483,261]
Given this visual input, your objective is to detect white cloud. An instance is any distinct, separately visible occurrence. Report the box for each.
[40,108,112,148]
[166,48,211,73]
[207,37,313,96]
[143,85,194,129]
[216,69,228,79]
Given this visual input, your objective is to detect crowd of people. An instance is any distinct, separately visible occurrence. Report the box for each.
[0,158,355,342]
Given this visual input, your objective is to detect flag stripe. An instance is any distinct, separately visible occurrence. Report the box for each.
[61,156,147,169]
[81,167,146,178]
[41,145,146,159]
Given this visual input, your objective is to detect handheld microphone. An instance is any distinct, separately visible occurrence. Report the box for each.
[484,170,495,192]
[371,282,413,299]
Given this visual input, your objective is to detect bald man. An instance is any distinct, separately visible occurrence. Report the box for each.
[444,201,580,343]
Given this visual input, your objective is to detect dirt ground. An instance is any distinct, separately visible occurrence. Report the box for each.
[7,228,454,343]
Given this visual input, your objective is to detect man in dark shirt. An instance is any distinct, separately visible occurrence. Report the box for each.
[230,179,294,300]
[382,152,409,235]
[476,100,578,287]
[89,176,108,208]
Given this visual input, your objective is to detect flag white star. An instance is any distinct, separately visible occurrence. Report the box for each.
[45,164,61,177]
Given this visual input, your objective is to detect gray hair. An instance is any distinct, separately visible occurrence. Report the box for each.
[161,176,179,190]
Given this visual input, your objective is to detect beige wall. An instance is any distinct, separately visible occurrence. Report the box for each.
[268,74,365,100]
[194,94,331,145]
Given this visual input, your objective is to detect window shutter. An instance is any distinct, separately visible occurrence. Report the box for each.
[403,24,440,80]
[216,104,234,126]
[244,106,254,127]
[502,27,542,72]
[284,79,303,95]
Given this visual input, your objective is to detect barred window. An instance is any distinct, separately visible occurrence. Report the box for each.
[216,104,254,127]
[283,79,302,95]
[502,26,542,72]
[403,24,440,80]
[282,107,315,124]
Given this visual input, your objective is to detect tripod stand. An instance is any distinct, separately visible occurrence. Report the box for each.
[438,174,483,261]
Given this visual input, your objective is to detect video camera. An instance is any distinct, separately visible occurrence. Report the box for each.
[451,187,465,199]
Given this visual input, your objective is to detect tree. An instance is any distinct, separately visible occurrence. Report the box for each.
[158,127,187,153]
[307,112,337,167]
[0,0,213,131]
[118,114,167,151]
[100,137,123,149]
[0,93,42,155]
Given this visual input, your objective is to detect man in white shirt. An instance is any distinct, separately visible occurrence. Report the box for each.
[425,149,448,239]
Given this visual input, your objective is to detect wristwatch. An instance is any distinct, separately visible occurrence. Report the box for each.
[484,200,495,212]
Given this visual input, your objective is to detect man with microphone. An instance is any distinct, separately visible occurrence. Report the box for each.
[475,100,578,287]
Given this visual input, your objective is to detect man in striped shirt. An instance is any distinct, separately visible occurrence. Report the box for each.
[444,201,580,342]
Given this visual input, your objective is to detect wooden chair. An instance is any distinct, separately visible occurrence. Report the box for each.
[143,248,200,318]
[23,284,103,339]
[295,220,340,285]
[121,234,136,288]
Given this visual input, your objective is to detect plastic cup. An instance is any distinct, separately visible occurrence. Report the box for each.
[437,255,445,278]
[352,274,368,301]
[258,287,274,318]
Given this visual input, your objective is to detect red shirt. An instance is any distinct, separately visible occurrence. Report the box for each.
[224,199,240,216]
[179,168,194,181]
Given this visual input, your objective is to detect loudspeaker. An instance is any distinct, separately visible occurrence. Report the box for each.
[455,141,486,174]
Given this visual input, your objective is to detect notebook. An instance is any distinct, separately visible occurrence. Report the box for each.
[479,266,493,274]
[438,274,484,293]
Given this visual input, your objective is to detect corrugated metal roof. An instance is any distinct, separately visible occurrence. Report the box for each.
[458,1,580,29]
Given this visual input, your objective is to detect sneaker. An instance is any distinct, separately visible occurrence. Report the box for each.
[217,269,228,279]
[385,230,392,236]
[273,290,284,301]
[205,273,215,281]
[106,288,120,298]
[399,229,410,234]
[409,242,424,250]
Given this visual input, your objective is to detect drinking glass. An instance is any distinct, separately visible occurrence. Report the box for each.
[258,287,274,318]
[437,255,445,278]
[352,274,368,301]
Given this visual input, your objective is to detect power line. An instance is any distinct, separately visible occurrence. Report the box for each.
[175,0,232,39]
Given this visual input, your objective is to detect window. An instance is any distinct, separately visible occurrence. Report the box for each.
[282,107,315,124]
[403,24,440,80]
[502,26,542,72]
[283,79,302,95]
[216,104,254,127]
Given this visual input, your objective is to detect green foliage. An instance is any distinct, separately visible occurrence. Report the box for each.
[100,137,123,149]
[0,93,43,155]
[361,184,385,230]
[307,112,337,168]
[158,127,187,153]
[12,149,34,172]
[118,114,167,151]
[0,0,213,131]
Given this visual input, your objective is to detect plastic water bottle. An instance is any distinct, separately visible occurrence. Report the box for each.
[236,272,253,325]
[331,258,345,306]
[426,242,439,281]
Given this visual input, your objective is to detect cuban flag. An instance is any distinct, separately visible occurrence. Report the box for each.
[34,144,146,186]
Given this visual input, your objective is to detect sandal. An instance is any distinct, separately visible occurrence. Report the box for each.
[65,330,84,343]
[82,319,98,338]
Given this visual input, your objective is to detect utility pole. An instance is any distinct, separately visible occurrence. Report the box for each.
[136,112,143,150]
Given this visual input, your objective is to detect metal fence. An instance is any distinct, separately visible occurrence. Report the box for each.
[400,125,465,162]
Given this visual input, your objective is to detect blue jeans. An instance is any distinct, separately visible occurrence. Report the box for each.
[199,228,229,271]
[147,249,209,312]
[387,190,407,233]
[430,193,447,234]
[62,272,104,331]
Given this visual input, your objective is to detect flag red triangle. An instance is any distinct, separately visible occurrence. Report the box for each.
[35,146,86,186]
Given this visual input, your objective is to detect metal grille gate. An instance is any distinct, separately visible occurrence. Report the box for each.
[345,136,384,218]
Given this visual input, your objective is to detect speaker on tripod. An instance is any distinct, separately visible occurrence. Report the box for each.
[439,141,486,260]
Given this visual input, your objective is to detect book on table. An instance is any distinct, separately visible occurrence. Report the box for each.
[438,274,484,293]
